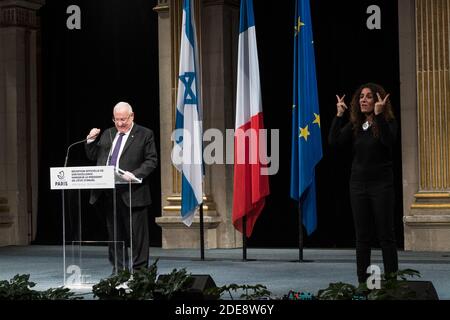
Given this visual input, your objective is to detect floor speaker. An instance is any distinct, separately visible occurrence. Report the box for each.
[156,274,218,300]
[188,274,217,293]
[402,280,439,300]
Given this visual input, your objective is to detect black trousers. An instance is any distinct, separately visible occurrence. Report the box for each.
[349,178,398,283]
[99,190,150,271]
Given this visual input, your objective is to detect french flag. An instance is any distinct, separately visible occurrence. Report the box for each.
[232,0,270,237]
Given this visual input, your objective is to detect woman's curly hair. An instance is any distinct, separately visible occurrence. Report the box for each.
[349,83,395,138]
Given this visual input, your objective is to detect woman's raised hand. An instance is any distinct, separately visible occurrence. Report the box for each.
[336,94,348,117]
[375,92,390,115]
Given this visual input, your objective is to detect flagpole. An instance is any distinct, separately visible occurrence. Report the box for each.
[199,203,205,261]
[298,203,304,262]
[242,216,247,261]
[290,0,320,264]
[176,0,204,262]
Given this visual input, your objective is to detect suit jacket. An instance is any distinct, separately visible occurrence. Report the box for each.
[85,123,158,207]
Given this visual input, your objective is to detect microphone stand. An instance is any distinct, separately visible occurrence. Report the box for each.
[64,138,88,168]
[62,137,87,286]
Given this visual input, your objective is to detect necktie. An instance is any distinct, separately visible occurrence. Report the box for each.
[109,133,125,166]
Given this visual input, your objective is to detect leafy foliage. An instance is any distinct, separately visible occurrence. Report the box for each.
[316,269,423,300]
[92,269,133,300]
[92,259,159,300]
[317,282,358,300]
[127,262,159,300]
[205,283,271,300]
[3,265,423,301]
[92,259,200,300]
[0,274,80,300]
[153,268,193,300]
[366,269,421,300]
[39,287,81,300]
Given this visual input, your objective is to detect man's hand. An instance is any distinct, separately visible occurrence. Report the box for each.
[87,128,101,140]
[121,171,137,182]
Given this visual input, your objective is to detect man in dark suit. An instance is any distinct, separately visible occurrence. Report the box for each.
[85,102,158,272]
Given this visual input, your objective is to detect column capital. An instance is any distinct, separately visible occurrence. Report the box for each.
[0,0,45,29]
[153,0,169,13]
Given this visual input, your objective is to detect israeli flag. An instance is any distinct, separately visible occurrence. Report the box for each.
[173,0,203,226]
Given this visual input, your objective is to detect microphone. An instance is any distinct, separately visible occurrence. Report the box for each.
[64,138,88,167]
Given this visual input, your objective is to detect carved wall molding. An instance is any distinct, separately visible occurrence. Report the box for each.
[0,5,40,28]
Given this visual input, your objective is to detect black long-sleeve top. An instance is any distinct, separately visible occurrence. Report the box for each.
[328,113,397,182]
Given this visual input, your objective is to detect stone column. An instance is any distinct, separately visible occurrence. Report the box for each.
[400,0,450,251]
[154,0,240,248]
[201,0,241,248]
[0,0,44,246]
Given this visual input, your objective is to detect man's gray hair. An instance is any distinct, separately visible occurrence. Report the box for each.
[113,102,133,114]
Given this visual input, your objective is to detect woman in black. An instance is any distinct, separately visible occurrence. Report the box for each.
[329,83,398,284]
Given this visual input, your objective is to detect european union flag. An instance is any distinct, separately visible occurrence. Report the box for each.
[290,0,322,236]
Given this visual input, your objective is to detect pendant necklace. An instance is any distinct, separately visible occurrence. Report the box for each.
[362,121,370,131]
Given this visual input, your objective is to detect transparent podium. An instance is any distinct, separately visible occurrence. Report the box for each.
[50,166,142,288]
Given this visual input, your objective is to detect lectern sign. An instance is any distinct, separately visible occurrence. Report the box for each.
[50,166,115,190]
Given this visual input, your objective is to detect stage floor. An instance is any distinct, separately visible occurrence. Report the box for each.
[0,245,449,299]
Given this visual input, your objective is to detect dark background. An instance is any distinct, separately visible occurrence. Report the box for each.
[251,0,403,248]
[35,0,403,249]
[36,0,161,245]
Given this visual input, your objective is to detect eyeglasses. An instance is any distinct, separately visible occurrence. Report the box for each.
[112,114,132,124]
